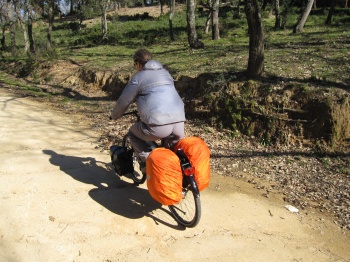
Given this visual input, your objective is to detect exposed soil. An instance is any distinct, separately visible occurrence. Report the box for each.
[1,85,350,262]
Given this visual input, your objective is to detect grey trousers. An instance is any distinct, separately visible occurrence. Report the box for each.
[129,121,185,162]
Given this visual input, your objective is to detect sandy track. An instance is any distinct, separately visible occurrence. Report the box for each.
[0,88,349,261]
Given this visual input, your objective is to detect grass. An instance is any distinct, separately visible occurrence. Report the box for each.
[1,6,348,85]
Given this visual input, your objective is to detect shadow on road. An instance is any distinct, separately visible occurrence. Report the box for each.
[43,149,185,230]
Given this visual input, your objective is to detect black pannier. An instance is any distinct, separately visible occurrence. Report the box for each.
[110,145,134,175]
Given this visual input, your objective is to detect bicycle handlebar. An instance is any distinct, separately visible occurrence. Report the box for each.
[123,110,138,116]
[109,110,139,121]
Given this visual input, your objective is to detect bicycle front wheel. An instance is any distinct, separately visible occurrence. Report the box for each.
[122,134,146,185]
[169,186,201,228]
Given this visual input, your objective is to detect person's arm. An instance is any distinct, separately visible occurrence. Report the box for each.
[110,75,139,120]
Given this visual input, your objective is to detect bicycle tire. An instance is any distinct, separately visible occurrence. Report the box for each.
[169,183,201,228]
[122,134,147,185]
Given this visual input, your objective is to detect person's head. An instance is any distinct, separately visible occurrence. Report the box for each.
[133,49,152,71]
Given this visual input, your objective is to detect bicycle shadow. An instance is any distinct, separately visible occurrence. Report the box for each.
[43,149,185,230]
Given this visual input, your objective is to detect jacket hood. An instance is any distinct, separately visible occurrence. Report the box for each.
[143,60,163,70]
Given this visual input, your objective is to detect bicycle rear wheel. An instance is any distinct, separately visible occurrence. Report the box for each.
[122,135,146,185]
[169,181,201,228]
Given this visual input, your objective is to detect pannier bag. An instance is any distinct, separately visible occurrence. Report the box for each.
[174,137,210,191]
[110,145,133,176]
[146,148,183,205]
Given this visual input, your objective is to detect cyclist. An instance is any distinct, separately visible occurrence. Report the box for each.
[110,49,186,169]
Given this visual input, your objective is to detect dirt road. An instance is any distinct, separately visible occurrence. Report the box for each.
[0,88,349,262]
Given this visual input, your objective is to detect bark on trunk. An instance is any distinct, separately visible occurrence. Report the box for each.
[274,0,281,29]
[7,0,16,56]
[245,0,265,78]
[211,0,220,40]
[204,0,212,34]
[1,26,7,51]
[28,15,35,54]
[101,1,109,42]
[186,0,204,48]
[169,0,175,41]
[293,0,314,33]
[325,0,335,25]
[46,0,55,50]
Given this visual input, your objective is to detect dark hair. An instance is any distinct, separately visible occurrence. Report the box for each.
[133,49,152,66]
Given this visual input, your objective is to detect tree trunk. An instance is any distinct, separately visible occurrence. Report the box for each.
[28,18,35,54]
[211,0,220,40]
[274,0,281,29]
[7,0,16,56]
[160,0,165,15]
[293,0,314,33]
[14,1,29,53]
[186,0,204,48]
[245,0,264,78]
[25,0,35,54]
[204,0,212,34]
[46,0,55,50]
[325,0,335,25]
[169,0,175,41]
[101,1,110,42]
[1,26,7,51]
[20,20,29,53]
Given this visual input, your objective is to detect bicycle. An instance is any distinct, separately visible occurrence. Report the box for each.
[110,110,201,228]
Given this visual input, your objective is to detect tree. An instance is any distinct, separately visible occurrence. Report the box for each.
[14,0,30,53]
[186,0,204,48]
[100,0,110,42]
[245,0,264,78]
[7,0,17,56]
[46,0,55,50]
[293,0,314,33]
[274,0,281,29]
[211,0,219,40]
[325,0,335,25]
[169,0,175,41]
[204,0,212,34]
[25,0,36,54]
[0,0,9,51]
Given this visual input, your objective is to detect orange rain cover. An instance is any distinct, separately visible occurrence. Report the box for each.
[174,137,210,191]
[146,148,183,205]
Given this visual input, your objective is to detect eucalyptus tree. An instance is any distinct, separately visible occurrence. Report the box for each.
[245,0,264,77]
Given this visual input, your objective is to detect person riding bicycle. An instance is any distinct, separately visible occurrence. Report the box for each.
[110,49,186,167]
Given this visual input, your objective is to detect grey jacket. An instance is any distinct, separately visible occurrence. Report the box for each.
[111,60,185,125]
